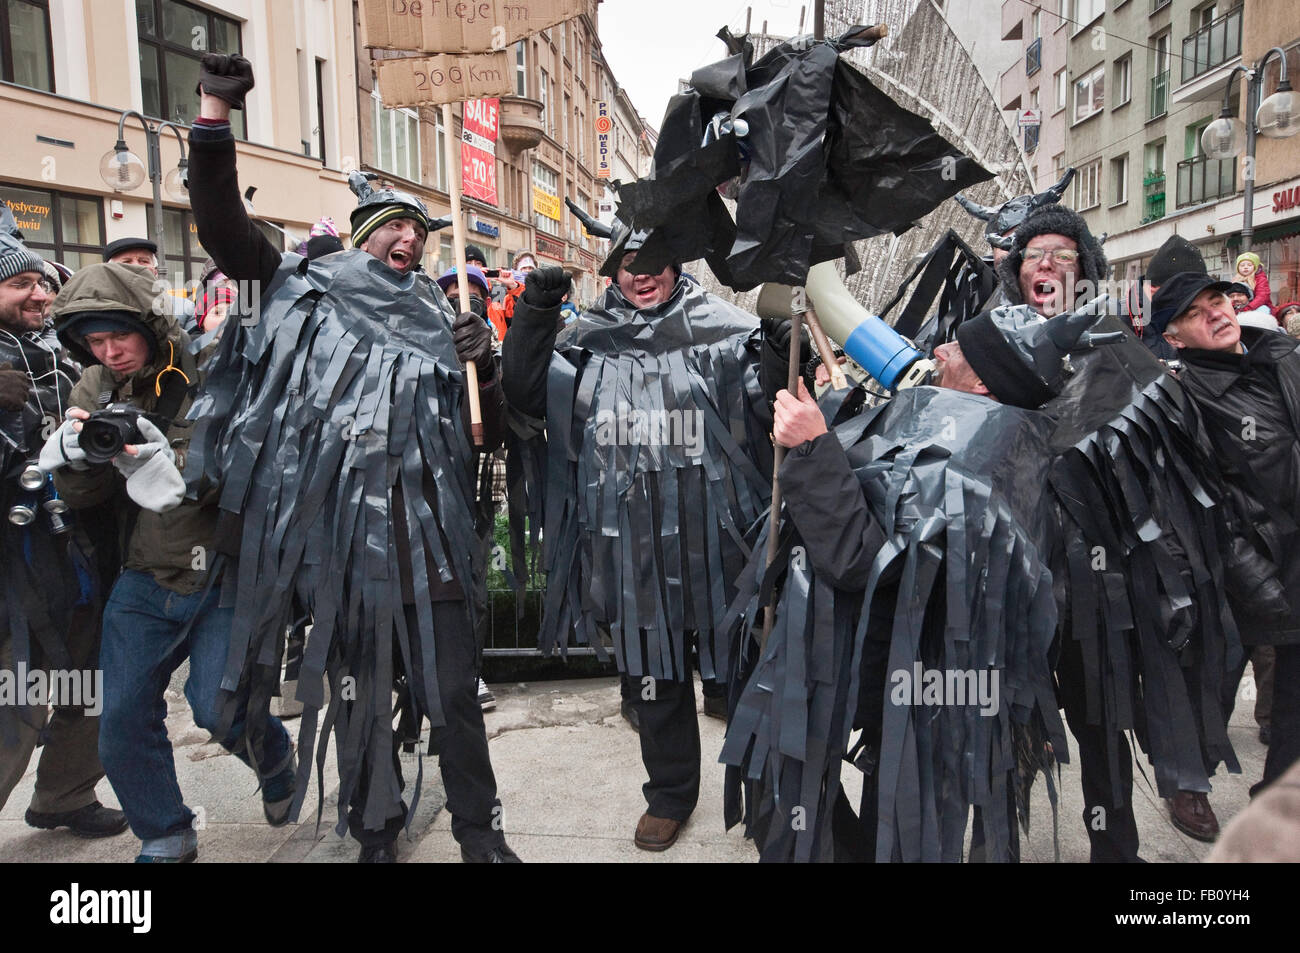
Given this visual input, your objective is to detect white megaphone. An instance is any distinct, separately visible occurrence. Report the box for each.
[756,262,934,392]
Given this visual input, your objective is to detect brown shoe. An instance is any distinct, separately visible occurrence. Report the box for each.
[634,813,682,851]
[1168,790,1220,842]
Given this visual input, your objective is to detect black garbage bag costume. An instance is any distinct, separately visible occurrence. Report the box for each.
[610,24,992,290]
[721,293,1247,861]
[185,119,508,850]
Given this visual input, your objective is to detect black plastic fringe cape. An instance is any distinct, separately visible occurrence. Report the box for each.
[520,281,773,682]
[186,251,479,834]
[1044,317,1244,799]
[720,388,1064,862]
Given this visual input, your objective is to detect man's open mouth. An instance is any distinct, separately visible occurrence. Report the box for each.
[390,250,411,268]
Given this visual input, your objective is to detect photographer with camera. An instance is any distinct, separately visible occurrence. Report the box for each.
[38,262,293,863]
[0,221,128,839]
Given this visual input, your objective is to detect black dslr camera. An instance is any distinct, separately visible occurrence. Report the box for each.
[79,404,170,465]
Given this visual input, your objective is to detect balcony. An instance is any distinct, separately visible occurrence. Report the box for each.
[1181,7,1242,84]
[498,96,545,153]
[1026,37,1042,77]
[1151,0,1170,12]
[1148,70,1169,120]
[1142,172,1166,223]
[1176,155,1235,209]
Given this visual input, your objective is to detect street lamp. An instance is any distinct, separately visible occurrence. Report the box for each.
[99,110,190,265]
[1201,47,1298,253]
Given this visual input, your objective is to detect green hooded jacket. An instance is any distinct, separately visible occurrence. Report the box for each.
[50,263,214,594]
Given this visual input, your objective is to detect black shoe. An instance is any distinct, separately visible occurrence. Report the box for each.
[620,699,640,733]
[357,840,398,863]
[461,842,522,863]
[703,693,727,721]
[1259,724,1271,746]
[26,801,129,838]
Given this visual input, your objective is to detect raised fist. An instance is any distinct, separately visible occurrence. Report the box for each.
[197,53,255,110]
[523,266,571,310]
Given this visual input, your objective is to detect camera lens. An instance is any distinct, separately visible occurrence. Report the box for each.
[80,417,129,464]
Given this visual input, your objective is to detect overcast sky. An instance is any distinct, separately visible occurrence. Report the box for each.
[598,1,814,129]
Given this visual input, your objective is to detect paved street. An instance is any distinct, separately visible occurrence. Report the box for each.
[0,670,1267,863]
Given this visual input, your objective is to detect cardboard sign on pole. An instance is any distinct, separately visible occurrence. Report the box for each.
[375,51,512,108]
[360,0,587,53]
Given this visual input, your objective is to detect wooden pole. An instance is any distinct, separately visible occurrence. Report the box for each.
[442,102,484,447]
[759,311,803,652]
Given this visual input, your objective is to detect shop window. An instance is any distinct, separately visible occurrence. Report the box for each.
[0,184,103,271]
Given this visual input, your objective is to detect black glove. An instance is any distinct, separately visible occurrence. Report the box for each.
[523,266,571,310]
[197,53,255,110]
[0,363,30,412]
[453,312,494,377]
[760,317,812,362]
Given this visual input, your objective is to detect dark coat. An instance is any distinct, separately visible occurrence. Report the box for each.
[1178,327,1300,644]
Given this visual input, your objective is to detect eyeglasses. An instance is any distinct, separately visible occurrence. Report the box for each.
[1022,248,1079,265]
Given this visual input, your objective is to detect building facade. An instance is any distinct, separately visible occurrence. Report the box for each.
[2,0,359,285]
[1065,0,1299,308]
[999,0,1071,193]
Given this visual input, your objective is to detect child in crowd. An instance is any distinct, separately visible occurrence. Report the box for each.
[1235,252,1272,312]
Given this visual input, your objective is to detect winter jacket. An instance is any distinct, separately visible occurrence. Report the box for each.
[1178,327,1300,644]
[50,263,213,595]
[1247,270,1273,313]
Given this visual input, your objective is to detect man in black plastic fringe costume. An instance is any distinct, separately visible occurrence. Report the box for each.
[184,54,517,863]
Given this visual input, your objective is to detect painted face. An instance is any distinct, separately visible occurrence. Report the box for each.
[616,253,675,310]
[1163,290,1242,353]
[82,329,152,376]
[360,217,427,274]
[109,249,159,275]
[1018,234,1081,316]
[0,271,51,333]
[931,340,989,396]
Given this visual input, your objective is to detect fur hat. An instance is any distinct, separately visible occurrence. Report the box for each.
[996,205,1108,306]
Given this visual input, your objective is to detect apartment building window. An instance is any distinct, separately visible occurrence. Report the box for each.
[1054,69,1067,111]
[1031,9,1041,37]
[1114,55,1132,107]
[1143,140,1166,222]
[1110,154,1129,206]
[514,42,527,96]
[434,109,448,191]
[559,22,566,60]
[137,0,244,137]
[540,68,551,135]
[533,161,560,237]
[1074,159,1102,211]
[563,92,571,148]
[372,89,421,183]
[1073,65,1105,123]
[1071,0,1104,32]
[1,0,53,90]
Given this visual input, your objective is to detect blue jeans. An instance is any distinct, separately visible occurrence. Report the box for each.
[98,570,292,845]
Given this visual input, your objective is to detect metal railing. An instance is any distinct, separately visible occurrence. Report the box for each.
[1142,172,1166,222]
[1181,6,1242,84]
[1026,37,1042,77]
[1176,155,1235,208]
[1149,69,1169,119]
[1151,0,1171,12]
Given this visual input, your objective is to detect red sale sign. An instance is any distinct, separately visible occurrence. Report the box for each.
[461,98,499,205]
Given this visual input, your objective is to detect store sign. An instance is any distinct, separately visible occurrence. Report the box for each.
[2,188,53,242]
[469,214,499,237]
[1273,185,1300,213]
[536,234,566,259]
[1017,108,1041,128]
[595,101,612,179]
[461,98,500,205]
[533,187,562,221]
